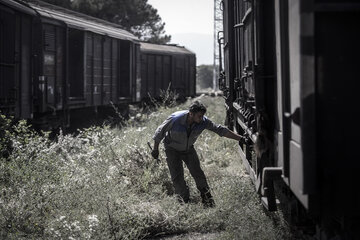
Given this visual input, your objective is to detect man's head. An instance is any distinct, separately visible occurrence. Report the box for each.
[188,101,206,123]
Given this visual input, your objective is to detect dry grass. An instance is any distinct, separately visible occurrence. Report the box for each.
[0,95,307,239]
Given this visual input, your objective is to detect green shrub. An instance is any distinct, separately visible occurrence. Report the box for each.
[0,96,298,239]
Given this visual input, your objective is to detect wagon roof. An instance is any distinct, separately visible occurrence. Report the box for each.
[140,42,195,55]
[1,0,37,15]
[26,0,137,41]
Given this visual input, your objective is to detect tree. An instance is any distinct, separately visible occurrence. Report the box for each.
[35,0,72,8]
[30,0,171,44]
[197,65,213,91]
[96,0,171,44]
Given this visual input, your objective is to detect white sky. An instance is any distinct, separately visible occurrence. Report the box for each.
[147,0,213,34]
[147,0,214,65]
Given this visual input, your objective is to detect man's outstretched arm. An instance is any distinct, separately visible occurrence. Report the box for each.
[205,118,245,141]
[224,130,245,141]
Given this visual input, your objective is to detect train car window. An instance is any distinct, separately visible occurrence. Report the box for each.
[69,29,84,99]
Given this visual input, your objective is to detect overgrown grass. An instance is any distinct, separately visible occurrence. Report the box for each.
[1,96,304,239]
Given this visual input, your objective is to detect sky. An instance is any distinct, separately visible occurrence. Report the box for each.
[147,0,214,65]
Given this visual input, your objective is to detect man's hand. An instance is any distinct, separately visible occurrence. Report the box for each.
[151,149,159,159]
[239,134,252,145]
[225,130,246,142]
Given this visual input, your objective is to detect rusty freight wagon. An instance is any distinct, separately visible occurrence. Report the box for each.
[219,0,360,239]
[1,0,140,130]
[140,42,196,101]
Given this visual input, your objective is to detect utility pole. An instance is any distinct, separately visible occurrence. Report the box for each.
[213,0,223,92]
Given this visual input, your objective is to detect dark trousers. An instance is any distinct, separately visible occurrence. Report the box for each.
[165,147,210,202]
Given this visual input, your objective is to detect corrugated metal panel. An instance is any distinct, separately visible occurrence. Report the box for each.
[189,56,196,95]
[103,37,111,104]
[118,40,131,98]
[27,1,137,41]
[155,55,162,96]
[20,16,33,118]
[147,55,155,97]
[85,34,93,106]
[140,42,195,55]
[93,35,102,105]
[111,39,118,102]
[163,56,171,91]
[0,7,16,112]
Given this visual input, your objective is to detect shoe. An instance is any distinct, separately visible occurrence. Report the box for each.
[200,188,215,208]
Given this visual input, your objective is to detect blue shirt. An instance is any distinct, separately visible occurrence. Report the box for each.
[153,110,230,152]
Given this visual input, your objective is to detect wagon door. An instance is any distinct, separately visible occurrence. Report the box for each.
[0,7,17,115]
[0,6,33,119]
[173,56,185,98]
[162,55,171,93]
[42,24,65,111]
[275,0,306,207]
[275,0,316,210]
[146,54,156,98]
[68,29,85,101]
[118,40,132,101]
[274,0,290,181]
[102,36,111,105]
[111,38,119,102]
[155,55,163,97]
[93,34,102,106]
[287,2,303,205]
[314,1,360,216]
[189,56,196,96]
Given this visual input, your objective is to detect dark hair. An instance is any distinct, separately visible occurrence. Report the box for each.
[189,101,207,114]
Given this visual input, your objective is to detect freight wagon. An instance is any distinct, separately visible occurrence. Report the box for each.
[0,0,196,130]
[219,0,360,239]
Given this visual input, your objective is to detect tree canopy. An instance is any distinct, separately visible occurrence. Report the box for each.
[29,0,171,44]
[197,65,214,90]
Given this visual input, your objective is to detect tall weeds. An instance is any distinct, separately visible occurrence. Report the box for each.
[0,97,301,240]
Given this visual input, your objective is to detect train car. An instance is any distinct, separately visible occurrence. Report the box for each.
[1,0,140,130]
[219,0,360,238]
[140,42,196,100]
[0,0,38,122]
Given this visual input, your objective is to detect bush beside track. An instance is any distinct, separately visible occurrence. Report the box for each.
[0,95,311,240]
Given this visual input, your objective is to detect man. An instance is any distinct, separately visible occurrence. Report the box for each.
[151,101,245,207]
